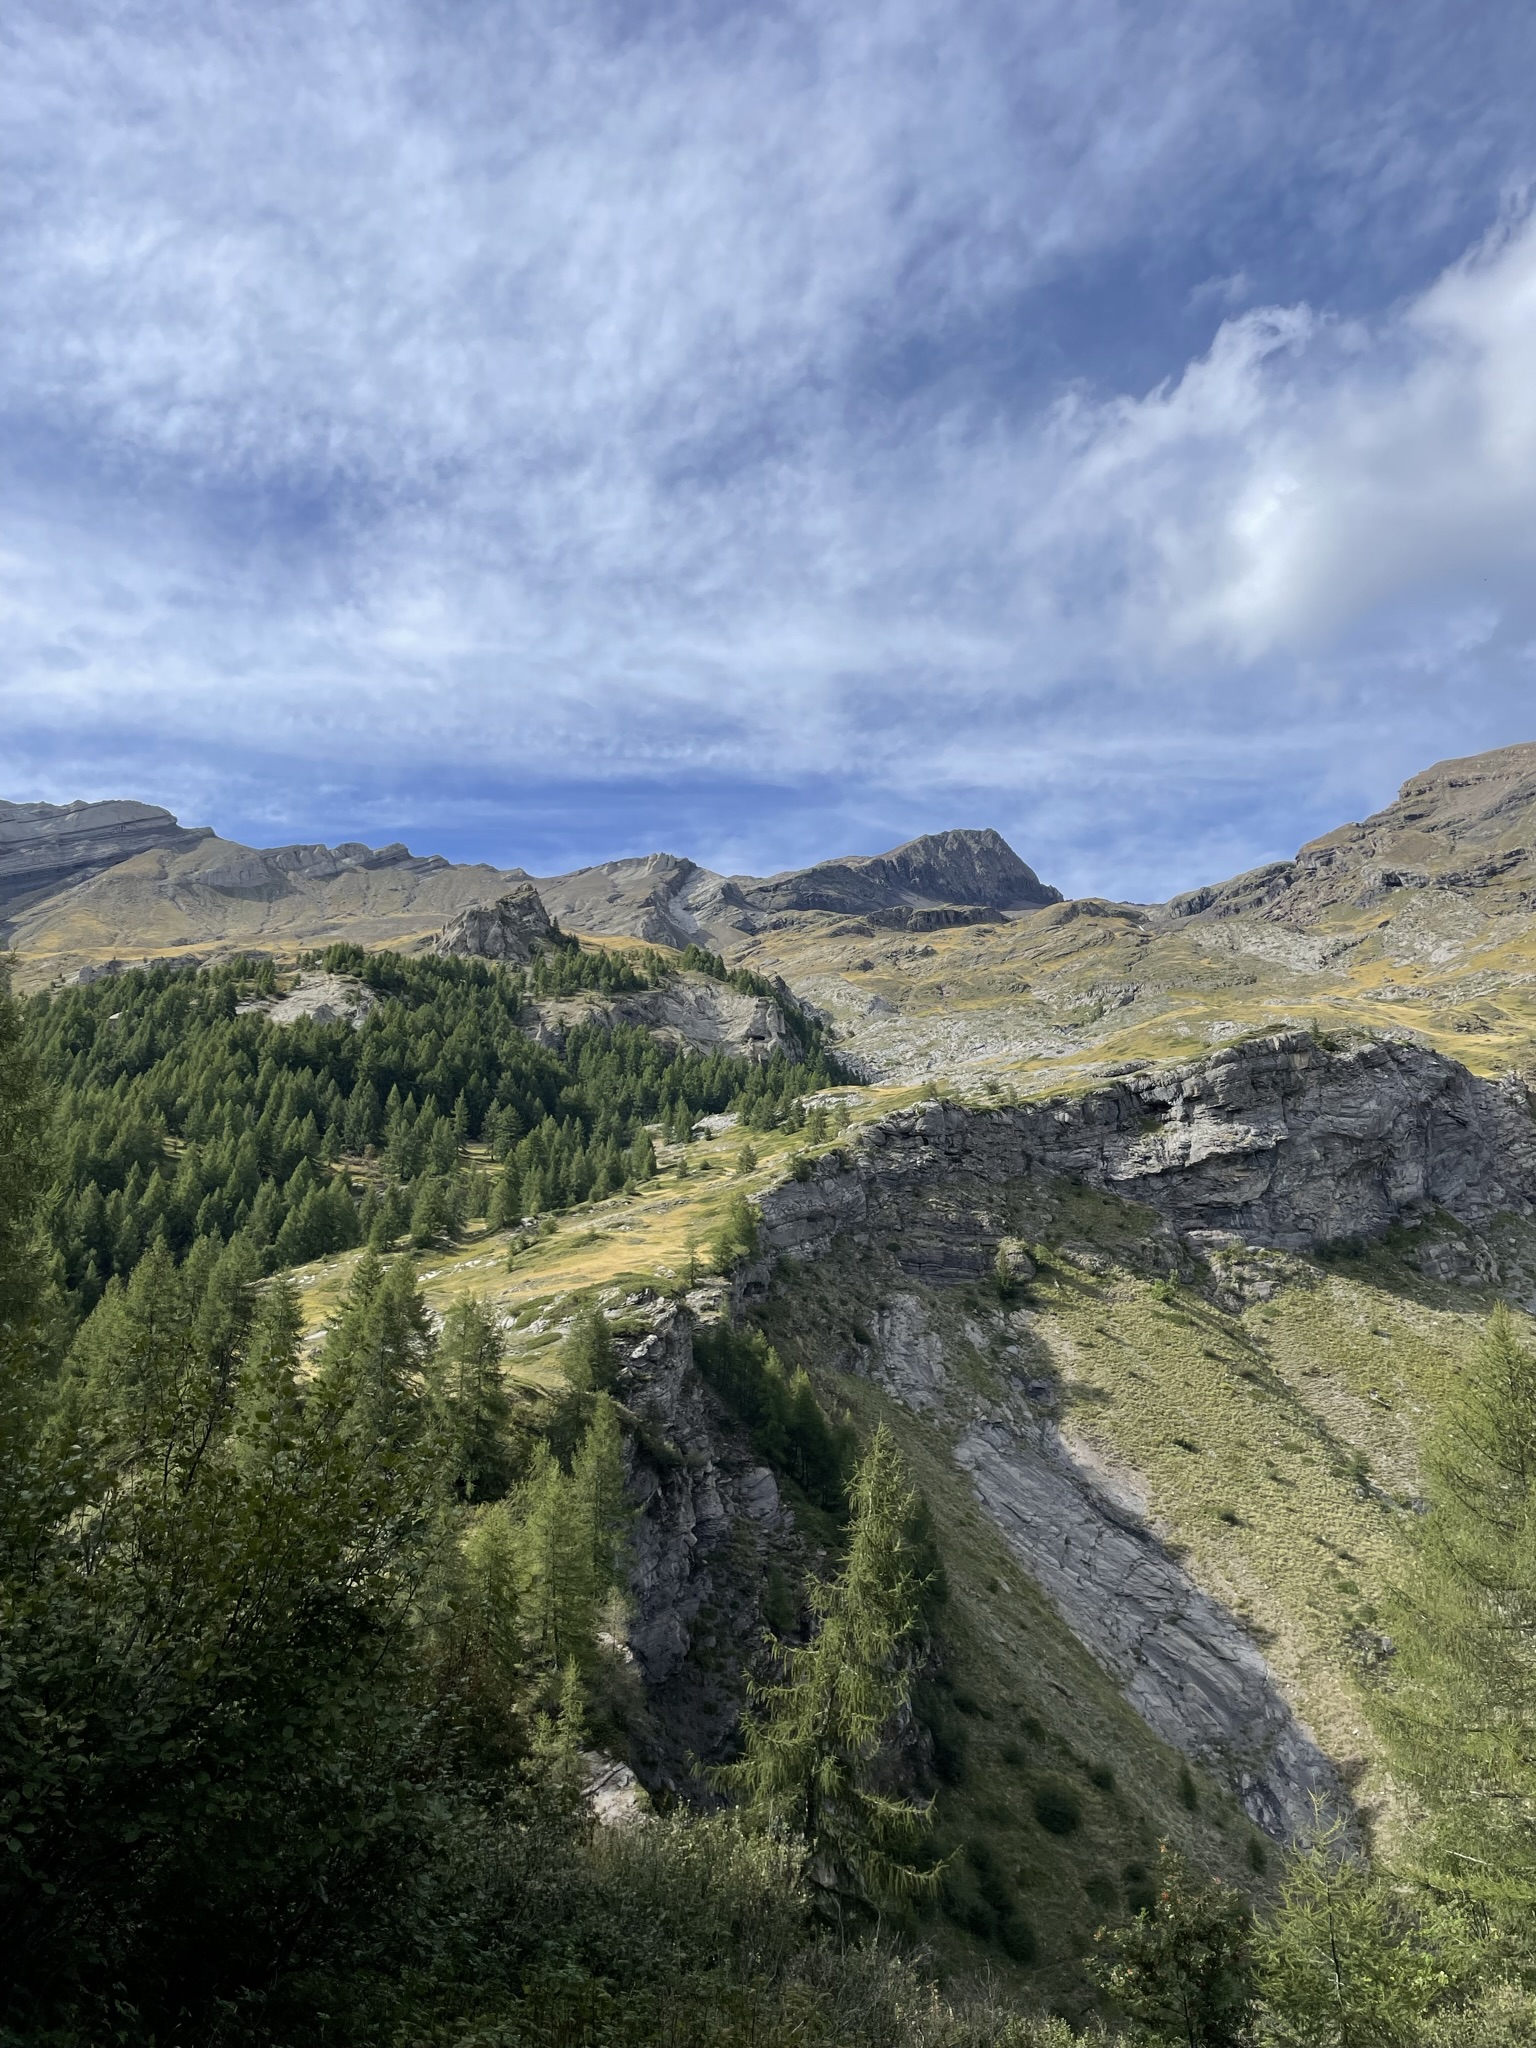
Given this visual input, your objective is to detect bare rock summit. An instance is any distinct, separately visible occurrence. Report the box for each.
[433,884,555,963]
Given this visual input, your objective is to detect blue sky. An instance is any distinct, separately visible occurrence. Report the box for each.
[4,1,1536,899]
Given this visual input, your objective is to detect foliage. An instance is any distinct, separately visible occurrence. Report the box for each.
[0,1242,449,2037]
[695,1321,856,1512]
[1256,1817,1474,2048]
[435,1293,518,1500]
[1377,1302,1536,1912]
[20,948,845,1319]
[561,1298,618,1392]
[721,1425,940,1931]
[1089,1845,1256,2047]
[710,1189,761,1271]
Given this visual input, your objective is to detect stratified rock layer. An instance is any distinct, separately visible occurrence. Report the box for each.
[0,799,206,922]
[755,1032,1536,1266]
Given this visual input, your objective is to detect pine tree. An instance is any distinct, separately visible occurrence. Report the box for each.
[1378,1303,1536,1910]
[560,1300,616,1394]
[572,1391,630,1587]
[710,1191,760,1272]
[721,1424,937,1930]
[1257,1818,1472,2048]
[435,1295,515,1501]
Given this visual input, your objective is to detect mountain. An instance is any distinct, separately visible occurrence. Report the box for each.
[0,798,206,918]
[10,743,1536,1093]
[18,747,1536,2017]
[0,810,1061,978]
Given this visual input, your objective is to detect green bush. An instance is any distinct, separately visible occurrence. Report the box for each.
[1032,1781,1083,1837]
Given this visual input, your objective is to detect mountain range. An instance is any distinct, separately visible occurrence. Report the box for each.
[9,739,1536,1088]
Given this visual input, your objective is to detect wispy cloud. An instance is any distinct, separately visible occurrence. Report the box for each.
[2,0,1534,896]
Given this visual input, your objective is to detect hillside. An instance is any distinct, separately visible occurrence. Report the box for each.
[12,746,1536,1097]
[13,746,1536,2030]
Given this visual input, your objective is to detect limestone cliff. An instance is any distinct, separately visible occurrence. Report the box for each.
[0,799,207,926]
[754,1032,1536,1266]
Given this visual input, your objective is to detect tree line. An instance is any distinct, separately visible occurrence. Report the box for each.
[20,946,844,1316]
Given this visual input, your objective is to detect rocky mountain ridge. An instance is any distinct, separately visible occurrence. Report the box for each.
[13,741,1536,1095]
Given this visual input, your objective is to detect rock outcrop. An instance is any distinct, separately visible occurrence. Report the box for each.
[0,799,207,923]
[752,1032,1536,1266]
[614,1308,800,1792]
[530,829,1059,950]
[528,971,801,1063]
[236,971,377,1028]
[433,884,555,963]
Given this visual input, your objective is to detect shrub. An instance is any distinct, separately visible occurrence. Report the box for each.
[1033,1782,1083,1837]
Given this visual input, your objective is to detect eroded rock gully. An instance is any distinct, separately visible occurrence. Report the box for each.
[614,1309,800,1795]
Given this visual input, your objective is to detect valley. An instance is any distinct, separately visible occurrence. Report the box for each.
[9,740,1536,2033]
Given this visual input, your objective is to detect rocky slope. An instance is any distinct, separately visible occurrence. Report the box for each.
[720,1028,1536,1837]
[0,808,1061,982]
[526,972,802,1063]
[0,798,206,924]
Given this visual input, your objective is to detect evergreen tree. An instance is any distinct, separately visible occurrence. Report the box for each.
[561,1299,617,1393]
[1379,1303,1536,1910]
[710,1191,760,1272]
[436,1294,517,1501]
[1257,1819,1472,2048]
[721,1424,937,1929]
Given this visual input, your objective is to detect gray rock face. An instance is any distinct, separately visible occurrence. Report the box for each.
[528,971,801,1063]
[1157,740,1536,928]
[196,839,423,901]
[433,884,555,963]
[616,1311,797,1793]
[0,798,207,921]
[755,1032,1536,1263]
[857,1285,1342,1837]
[744,828,1059,919]
[236,971,377,1029]
[954,1415,1342,1838]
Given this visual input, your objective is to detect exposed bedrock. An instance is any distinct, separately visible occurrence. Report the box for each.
[954,1416,1341,1839]
[737,1031,1536,1835]
[855,1285,1342,1839]
[614,1311,798,1793]
[755,1031,1536,1263]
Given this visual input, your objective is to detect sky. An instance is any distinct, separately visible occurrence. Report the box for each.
[4,0,1536,900]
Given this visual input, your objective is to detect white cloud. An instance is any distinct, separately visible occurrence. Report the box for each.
[3,0,1536,891]
[1055,208,1536,661]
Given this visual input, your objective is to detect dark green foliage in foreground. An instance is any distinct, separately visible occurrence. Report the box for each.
[1089,1848,1257,2047]
[1379,1300,1536,1914]
[20,946,845,1317]
[695,1321,857,1512]
[723,1426,941,1931]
